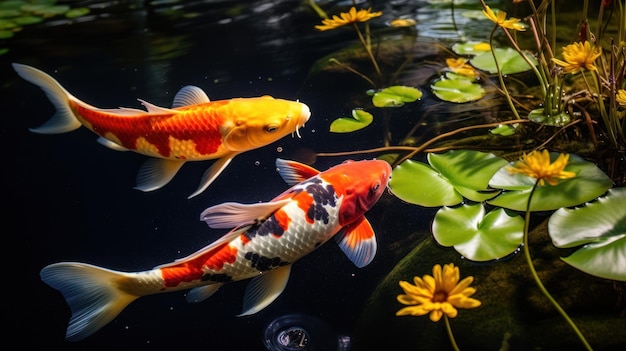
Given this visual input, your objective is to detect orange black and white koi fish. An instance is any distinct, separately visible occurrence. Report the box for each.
[40,158,391,341]
[12,63,311,198]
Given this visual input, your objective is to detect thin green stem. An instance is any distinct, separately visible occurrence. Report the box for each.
[352,22,382,82]
[328,58,377,88]
[444,315,460,351]
[523,181,594,351]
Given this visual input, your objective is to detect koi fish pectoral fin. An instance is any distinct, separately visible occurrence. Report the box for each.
[275,158,320,186]
[186,283,223,303]
[200,199,292,229]
[187,156,236,199]
[134,158,186,192]
[334,216,378,268]
[237,264,292,317]
[97,137,130,152]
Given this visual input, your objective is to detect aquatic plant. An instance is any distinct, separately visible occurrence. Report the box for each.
[396,263,481,351]
[314,5,383,87]
[0,0,90,55]
[310,1,423,145]
[506,150,591,350]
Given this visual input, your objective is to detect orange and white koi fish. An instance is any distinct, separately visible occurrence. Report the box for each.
[40,158,391,341]
[12,63,310,198]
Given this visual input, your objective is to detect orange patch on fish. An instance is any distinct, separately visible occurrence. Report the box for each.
[273,209,291,233]
[294,191,315,223]
[161,242,237,287]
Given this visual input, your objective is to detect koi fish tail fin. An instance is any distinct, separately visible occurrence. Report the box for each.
[40,262,139,341]
[12,63,82,134]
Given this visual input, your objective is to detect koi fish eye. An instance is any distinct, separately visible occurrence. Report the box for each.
[369,182,381,196]
[265,124,279,133]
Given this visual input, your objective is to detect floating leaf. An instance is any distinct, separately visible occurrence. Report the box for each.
[66,7,90,19]
[488,152,613,211]
[470,47,537,75]
[428,150,508,202]
[528,108,571,126]
[490,124,517,136]
[372,85,422,107]
[548,187,626,281]
[0,48,8,55]
[431,77,485,103]
[389,159,462,207]
[451,41,491,55]
[432,204,524,262]
[13,15,44,25]
[329,109,373,133]
[0,30,14,39]
[0,19,19,30]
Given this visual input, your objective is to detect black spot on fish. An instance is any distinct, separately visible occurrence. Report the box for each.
[245,251,289,271]
[303,179,336,224]
[201,273,233,283]
[244,215,285,241]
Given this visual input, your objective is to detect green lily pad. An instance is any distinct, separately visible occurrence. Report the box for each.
[470,47,537,75]
[329,108,373,133]
[65,7,90,18]
[490,124,517,136]
[451,41,491,55]
[431,77,485,103]
[488,152,613,211]
[12,15,44,25]
[432,203,524,261]
[0,19,18,30]
[0,48,8,55]
[371,86,422,108]
[428,150,507,202]
[389,159,462,207]
[528,108,571,126]
[548,187,626,281]
[0,30,14,39]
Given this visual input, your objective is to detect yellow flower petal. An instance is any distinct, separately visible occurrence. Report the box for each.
[395,263,481,323]
[507,149,577,186]
[552,41,601,74]
[314,7,382,31]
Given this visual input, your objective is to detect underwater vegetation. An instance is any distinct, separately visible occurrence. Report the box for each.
[307,0,626,350]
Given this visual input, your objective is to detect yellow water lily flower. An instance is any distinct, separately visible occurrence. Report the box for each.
[389,18,417,27]
[315,7,383,31]
[616,89,626,107]
[396,263,481,322]
[552,41,602,74]
[446,58,478,78]
[506,149,576,186]
[482,5,526,31]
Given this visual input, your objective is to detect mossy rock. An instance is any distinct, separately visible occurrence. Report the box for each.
[352,219,626,351]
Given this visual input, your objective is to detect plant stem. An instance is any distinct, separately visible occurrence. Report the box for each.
[522,181,594,351]
[444,315,460,351]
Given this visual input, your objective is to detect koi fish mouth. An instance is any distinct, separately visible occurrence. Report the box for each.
[292,102,311,138]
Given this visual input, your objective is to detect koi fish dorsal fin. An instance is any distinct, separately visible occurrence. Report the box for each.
[172,85,210,108]
[200,199,292,229]
[238,264,292,316]
[137,99,180,114]
[275,158,320,185]
[334,216,378,268]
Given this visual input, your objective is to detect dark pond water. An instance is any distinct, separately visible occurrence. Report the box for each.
[3,1,624,350]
